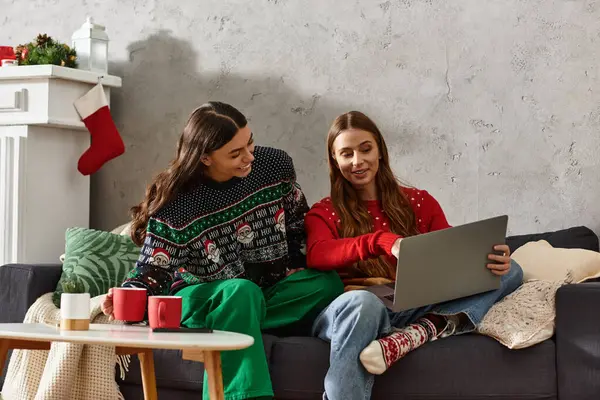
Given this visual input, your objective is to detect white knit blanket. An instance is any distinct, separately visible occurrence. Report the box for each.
[1,293,130,400]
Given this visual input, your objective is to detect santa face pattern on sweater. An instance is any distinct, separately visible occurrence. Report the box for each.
[236,222,255,245]
[148,248,171,267]
[274,208,286,234]
[123,146,308,295]
[204,240,221,264]
[176,202,291,281]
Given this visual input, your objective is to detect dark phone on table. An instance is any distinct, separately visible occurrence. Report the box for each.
[152,327,213,333]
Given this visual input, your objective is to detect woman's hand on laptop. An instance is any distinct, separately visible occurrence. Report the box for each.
[487,244,511,276]
[391,238,402,258]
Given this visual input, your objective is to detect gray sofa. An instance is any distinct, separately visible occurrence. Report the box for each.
[2,226,600,400]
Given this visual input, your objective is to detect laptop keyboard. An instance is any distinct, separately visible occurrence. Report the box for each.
[383,282,395,302]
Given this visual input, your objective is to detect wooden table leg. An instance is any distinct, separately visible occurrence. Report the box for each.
[116,347,159,400]
[0,339,51,379]
[0,339,9,375]
[138,350,158,400]
[203,351,224,400]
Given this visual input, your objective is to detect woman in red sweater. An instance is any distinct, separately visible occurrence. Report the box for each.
[306,111,523,400]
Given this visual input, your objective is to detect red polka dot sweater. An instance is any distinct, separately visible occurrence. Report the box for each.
[304,187,451,285]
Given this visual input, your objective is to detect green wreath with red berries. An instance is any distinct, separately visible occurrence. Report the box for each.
[15,34,78,68]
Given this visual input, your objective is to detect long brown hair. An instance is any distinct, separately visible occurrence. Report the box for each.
[327,111,420,279]
[130,102,248,246]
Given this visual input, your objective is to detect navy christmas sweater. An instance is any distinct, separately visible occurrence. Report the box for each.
[123,146,309,295]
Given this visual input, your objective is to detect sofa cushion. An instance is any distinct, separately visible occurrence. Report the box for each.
[506,226,598,253]
[270,335,557,400]
[118,334,278,391]
[53,227,141,307]
[0,264,63,389]
[120,348,205,391]
[0,264,63,324]
[119,383,202,400]
[556,282,600,400]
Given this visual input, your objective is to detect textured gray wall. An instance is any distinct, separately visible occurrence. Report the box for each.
[2,0,599,236]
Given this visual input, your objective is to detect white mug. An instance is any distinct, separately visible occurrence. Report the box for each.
[60,293,91,330]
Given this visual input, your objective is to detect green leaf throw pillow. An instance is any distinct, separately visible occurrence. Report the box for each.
[53,227,141,307]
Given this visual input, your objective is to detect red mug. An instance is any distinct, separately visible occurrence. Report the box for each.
[112,287,147,322]
[148,296,182,329]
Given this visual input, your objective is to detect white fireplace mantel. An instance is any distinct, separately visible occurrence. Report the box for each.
[0,65,122,266]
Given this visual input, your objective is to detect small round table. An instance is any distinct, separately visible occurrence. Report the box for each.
[0,323,254,400]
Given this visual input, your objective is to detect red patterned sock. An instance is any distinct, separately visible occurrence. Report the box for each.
[360,317,439,375]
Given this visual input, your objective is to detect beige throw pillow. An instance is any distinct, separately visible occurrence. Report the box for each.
[512,240,600,283]
[479,240,600,349]
[478,277,569,349]
[110,222,132,237]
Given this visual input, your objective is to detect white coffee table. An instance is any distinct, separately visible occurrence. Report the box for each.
[0,323,254,400]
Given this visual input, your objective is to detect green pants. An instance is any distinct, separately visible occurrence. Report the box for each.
[177,269,343,400]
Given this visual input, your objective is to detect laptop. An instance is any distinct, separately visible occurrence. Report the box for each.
[366,215,508,312]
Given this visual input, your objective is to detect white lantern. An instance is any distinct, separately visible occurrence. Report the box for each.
[71,17,109,73]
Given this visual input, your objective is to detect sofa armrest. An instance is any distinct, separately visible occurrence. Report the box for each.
[0,264,62,323]
[556,281,600,400]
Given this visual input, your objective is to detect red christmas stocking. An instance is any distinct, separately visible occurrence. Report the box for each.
[73,84,124,175]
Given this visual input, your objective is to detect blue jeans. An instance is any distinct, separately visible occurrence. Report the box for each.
[311,260,523,400]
